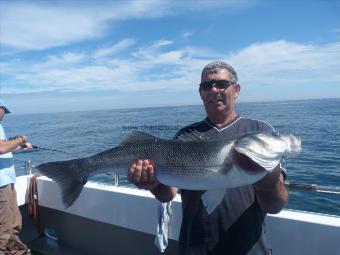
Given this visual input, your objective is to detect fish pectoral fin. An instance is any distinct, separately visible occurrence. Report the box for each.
[201,188,226,215]
[120,131,160,145]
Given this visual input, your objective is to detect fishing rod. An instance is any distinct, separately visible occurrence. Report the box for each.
[30,145,72,155]
[285,181,340,195]
[9,136,72,155]
[15,144,73,156]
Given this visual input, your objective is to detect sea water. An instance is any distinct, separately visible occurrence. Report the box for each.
[3,98,340,216]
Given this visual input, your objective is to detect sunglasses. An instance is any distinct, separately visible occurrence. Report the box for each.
[199,79,236,91]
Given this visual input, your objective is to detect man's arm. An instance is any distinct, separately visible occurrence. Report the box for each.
[254,165,288,214]
[0,135,28,154]
[128,159,177,203]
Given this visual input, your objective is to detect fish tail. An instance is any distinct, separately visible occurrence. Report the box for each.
[36,159,89,208]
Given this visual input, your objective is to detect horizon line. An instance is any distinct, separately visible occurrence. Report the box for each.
[6,97,339,116]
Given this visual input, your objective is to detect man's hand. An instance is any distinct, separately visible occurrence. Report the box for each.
[127,159,177,202]
[128,159,159,190]
[21,142,33,150]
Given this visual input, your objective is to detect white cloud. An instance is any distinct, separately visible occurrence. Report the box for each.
[1,2,105,50]
[44,52,88,67]
[151,40,174,49]
[1,39,340,97]
[0,0,255,51]
[227,40,340,84]
[181,32,194,38]
[93,38,136,59]
[132,40,178,63]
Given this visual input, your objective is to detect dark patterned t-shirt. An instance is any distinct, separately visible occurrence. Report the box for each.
[175,115,279,255]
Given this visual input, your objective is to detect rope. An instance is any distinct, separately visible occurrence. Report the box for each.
[28,173,42,234]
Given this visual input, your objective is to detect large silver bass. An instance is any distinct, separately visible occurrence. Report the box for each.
[36,131,301,214]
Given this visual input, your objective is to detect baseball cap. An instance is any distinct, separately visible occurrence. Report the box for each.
[0,99,11,114]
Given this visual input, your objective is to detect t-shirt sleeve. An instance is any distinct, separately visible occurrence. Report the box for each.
[258,121,275,133]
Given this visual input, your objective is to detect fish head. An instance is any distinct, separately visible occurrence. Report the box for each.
[274,132,302,158]
[233,132,302,171]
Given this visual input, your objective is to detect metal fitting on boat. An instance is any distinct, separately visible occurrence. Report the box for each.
[25,161,32,175]
[114,174,119,187]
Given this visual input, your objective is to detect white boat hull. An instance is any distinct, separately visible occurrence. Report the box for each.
[16,175,340,255]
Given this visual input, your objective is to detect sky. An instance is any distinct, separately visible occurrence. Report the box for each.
[0,0,340,114]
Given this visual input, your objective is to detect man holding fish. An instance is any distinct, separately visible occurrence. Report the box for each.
[37,61,300,254]
[128,61,289,255]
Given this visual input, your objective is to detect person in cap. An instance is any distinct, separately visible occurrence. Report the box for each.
[128,61,288,254]
[0,99,33,255]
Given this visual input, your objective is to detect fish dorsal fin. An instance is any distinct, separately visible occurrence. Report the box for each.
[177,129,205,141]
[120,131,158,145]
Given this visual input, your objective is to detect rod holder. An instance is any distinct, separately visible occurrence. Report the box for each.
[114,174,119,187]
[25,161,32,175]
